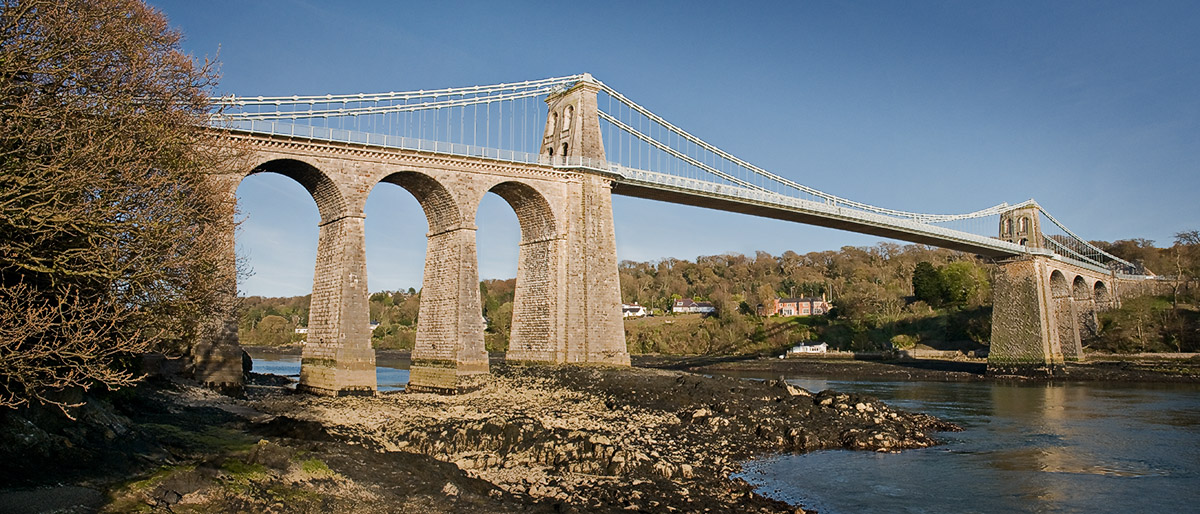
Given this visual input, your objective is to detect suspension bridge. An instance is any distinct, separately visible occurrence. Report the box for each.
[193,74,1149,394]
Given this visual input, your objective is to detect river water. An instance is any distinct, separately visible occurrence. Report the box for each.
[249,353,1200,513]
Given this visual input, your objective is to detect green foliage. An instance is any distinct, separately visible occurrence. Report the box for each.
[1093,296,1198,353]
[911,260,990,308]
[912,262,943,305]
[890,334,918,350]
[299,458,335,477]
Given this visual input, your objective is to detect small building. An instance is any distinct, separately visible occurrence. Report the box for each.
[762,295,832,317]
[787,342,828,354]
[672,298,716,314]
[622,303,648,318]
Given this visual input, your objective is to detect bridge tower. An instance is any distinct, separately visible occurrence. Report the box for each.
[503,74,629,366]
[997,204,1041,248]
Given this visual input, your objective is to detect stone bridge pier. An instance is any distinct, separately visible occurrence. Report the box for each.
[989,207,1117,374]
[208,77,629,395]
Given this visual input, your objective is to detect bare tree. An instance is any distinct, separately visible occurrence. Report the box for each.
[0,0,238,412]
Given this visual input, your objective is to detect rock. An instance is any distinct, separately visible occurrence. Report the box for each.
[680,464,694,478]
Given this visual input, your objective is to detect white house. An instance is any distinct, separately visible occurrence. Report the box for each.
[787,342,828,354]
[622,303,648,318]
[672,298,716,314]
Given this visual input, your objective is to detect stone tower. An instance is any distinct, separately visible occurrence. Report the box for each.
[540,73,606,165]
[505,74,629,366]
[998,203,1042,248]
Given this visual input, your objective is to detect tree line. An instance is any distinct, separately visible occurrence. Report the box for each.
[238,231,1200,356]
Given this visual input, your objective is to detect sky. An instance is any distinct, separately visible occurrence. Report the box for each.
[150,0,1200,297]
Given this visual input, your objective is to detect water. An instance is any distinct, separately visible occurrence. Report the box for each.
[734,377,1200,514]
[248,350,409,392]
[248,353,1200,512]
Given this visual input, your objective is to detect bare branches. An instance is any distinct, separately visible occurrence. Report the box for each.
[0,0,237,411]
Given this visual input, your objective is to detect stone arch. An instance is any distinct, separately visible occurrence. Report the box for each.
[248,158,347,221]
[373,171,463,234]
[1050,270,1069,298]
[1072,275,1090,300]
[1017,216,1029,235]
[372,171,486,393]
[241,159,375,395]
[479,181,563,364]
[563,105,574,132]
[487,181,558,244]
[1001,218,1013,237]
[561,142,569,159]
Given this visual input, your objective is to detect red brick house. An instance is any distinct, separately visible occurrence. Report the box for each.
[760,295,831,317]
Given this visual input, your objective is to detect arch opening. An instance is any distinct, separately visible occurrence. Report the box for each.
[1072,275,1090,301]
[1050,270,1069,299]
[374,171,463,235]
[233,172,321,339]
[361,171,459,359]
[1093,281,1110,305]
[477,181,560,362]
[249,158,347,223]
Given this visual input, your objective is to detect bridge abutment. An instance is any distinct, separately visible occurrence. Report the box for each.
[299,213,377,396]
[192,174,244,392]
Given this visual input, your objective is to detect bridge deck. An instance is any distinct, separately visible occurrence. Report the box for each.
[611,182,1021,258]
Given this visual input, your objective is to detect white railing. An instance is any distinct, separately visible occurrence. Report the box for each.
[219,119,550,166]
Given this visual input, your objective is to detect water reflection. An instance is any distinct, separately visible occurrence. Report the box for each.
[739,376,1200,514]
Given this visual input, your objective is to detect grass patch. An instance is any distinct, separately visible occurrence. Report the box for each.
[300,458,335,478]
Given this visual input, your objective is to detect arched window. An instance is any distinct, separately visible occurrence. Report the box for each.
[563,106,574,132]
[1018,216,1029,234]
[1018,238,1027,246]
[1002,218,1013,236]
[551,112,558,132]
[561,142,569,160]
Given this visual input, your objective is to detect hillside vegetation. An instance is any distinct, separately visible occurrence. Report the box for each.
[237,232,1200,356]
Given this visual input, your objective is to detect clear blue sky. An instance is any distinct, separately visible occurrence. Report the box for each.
[151,0,1200,297]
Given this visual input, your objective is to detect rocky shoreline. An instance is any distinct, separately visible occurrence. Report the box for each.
[1,363,959,513]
